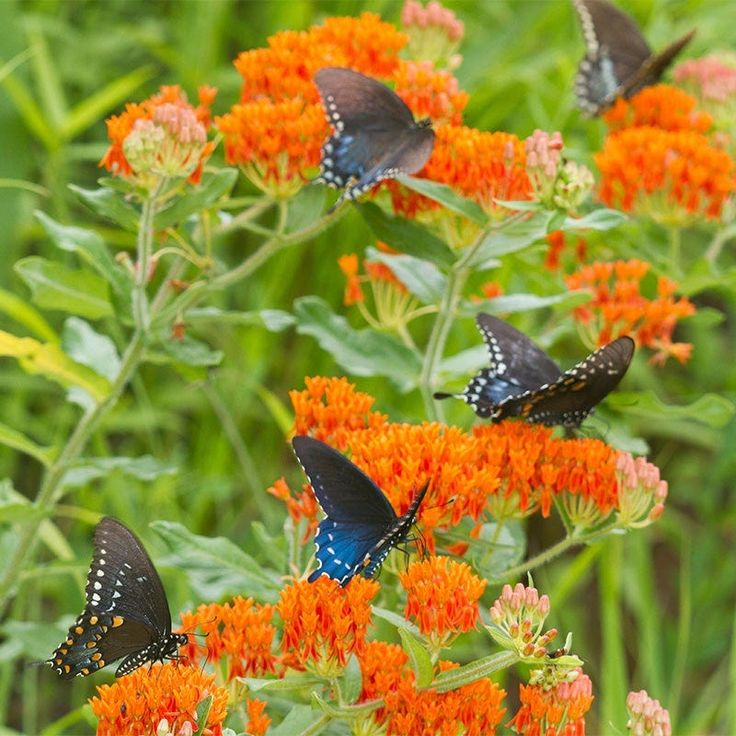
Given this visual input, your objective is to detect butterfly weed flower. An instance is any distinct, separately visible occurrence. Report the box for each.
[626,689,672,736]
[393,60,468,126]
[266,477,320,540]
[544,230,587,272]
[565,259,696,364]
[245,698,272,736]
[400,556,486,652]
[90,663,228,736]
[277,576,378,677]
[616,453,668,528]
[509,667,594,736]
[101,85,216,188]
[401,0,465,69]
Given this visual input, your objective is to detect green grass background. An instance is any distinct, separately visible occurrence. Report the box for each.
[0,0,735,733]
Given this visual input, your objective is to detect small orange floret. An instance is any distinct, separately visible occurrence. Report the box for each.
[89,663,228,736]
[393,59,468,125]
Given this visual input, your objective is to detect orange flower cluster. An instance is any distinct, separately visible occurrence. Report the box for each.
[603,84,713,134]
[390,125,531,218]
[266,477,320,539]
[338,245,407,308]
[544,230,587,272]
[596,85,735,222]
[358,643,507,736]
[89,664,228,736]
[245,699,271,736]
[178,597,277,680]
[508,670,593,736]
[277,576,378,673]
[281,378,641,554]
[289,376,387,449]
[401,556,485,639]
[565,259,696,364]
[393,59,468,125]
[101,85,216,184]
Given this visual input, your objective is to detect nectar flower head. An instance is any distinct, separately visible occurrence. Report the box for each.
[277,576,378,676]
[266,477,320,539]
[178,597,276,681]
[595,126,736,224]
[616,453,668,528]
[509,668,594,736]
[565,259,696,364]
[89,663,228,736]
[627,690,672,736]
[674,54,736,105]
[393,59,468,125]
[488,583,558,660]
[401,556,486,644]
[101,85,215,187]
[603,84,713,134]
[401,0,465,69]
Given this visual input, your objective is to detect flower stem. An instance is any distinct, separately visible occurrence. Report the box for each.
[133,181,164,331]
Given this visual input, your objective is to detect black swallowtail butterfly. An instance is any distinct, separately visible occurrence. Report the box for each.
[314,67,435,211]
[573,0,695,115]
[434,313,634,428]
[48,517,187,679]
[292,435,428,587]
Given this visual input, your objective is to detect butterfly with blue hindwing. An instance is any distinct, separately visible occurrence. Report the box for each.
[48,517,187,679]
[292,435,429,587]
[573,0,695,116]
[434,313,634,428]
[314,67,435,212]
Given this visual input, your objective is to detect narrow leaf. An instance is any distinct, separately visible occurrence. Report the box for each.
[365,246,446,304]
[0,422,55,467]
[561,208,627,232]
[62,318,120,381]
[0,287,57,342]
[372,606,423,638]
[468,210,554,267]
[155,169,238,229]
[240,674,323,693]
[61,456,177,489]
[269,705,329,736]
[341,653,363,704]
[193,695,212,736]
[15,257,113,320]
[428,651,519,693]
[398,628,433,688]
[69,184,139,231]
[357,202,455,267]
[464,290,590,316]
[608,391,736,428]
[397,174,487,224]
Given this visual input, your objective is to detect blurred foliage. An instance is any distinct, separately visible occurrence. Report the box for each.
[0,0,735,733]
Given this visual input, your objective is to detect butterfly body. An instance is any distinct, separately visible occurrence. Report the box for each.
[292,435,428,586]
[435,313,634,428]
[314,67,434,210]
[573,0,695,115]
[49,517,186,679]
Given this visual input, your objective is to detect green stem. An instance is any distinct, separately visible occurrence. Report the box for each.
[133,181,164,331]
[214,197,274,236]
[669,226,682,275]
[493,524,622,582]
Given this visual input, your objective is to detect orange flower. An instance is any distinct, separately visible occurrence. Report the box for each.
[565,259,696,364]
[178,597,276,681]
[100,85,215,185]
[603,84,713,134]
[390,125,531,218]
[338,254,364,305]
[89,663,228,736]
[544,230,587,271]
[595,125,735,223]
[289,376,387,449]
[401,556,486,641]
[508,669,593,736]
[277,576,378,674]
[359,641,408,702]
[266,477,320,540]
[393,59,468,125]
[245,699,271,736]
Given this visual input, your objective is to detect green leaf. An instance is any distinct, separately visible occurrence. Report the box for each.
[193,695,213,736]
[0,479,49,522]
[341,653,363,704]
[438,345,487,379]
[156,335,223,368]
[35,211,130,298]
[185,307,295,332]
[608,391,736,429]
[429,651,519,693]
[0,329,110,402]
[287,185,326,232]
[561,208,627,232]
[15,257,113,320]
[240,673,323,693]
[0,422,56,468]
[464,290,590,316]
[61,456,177,489]
[69,184,139,231]
[357,202,455,267]
[372,606,422,638]
[152,521,283,602]
[155,169,239,229]
[311,693,376,720]
[365,246,446,303]
[0,618,68,662]
[270,705,328,736]
[0,287,57,342]
[62,318,120,381]
[294,296,421,392]
[396,174,487,225]
[398,628,433,688]
[467,210,554,267]
[466,520,526,580]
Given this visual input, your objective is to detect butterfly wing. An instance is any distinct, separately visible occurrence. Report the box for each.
[292,436,400,585]
[314,67,434,207]
[49,517,176,678]
[492,336,635,427]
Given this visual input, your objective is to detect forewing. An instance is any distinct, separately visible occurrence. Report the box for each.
[85,517,172,636]
[292,436,396,525]
[493,336,635,427]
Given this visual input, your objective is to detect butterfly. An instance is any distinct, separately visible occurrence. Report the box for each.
[434,313,635,428]
[292,435,429,586]
[573,0,695,116]
[314,66,435,211]
[48,517,187,679]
